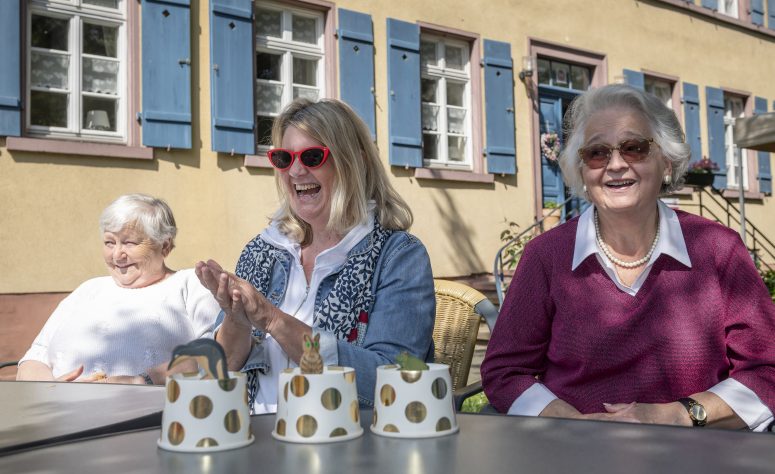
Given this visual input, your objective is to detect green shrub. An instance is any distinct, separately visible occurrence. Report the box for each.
[760,268,775,302]
[461,392,489,413]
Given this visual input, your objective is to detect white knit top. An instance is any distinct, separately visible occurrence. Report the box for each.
[19,269,221,378]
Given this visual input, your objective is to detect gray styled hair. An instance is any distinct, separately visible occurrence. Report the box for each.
[99,194,177,249]
[270,98,413,245]
[559,84,691,197]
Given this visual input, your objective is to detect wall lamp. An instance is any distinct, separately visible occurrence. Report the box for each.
[518,55,534,82]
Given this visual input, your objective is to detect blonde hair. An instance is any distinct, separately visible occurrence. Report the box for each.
[271,99,412,244]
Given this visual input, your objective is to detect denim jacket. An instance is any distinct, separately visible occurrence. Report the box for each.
[239,229,435,406]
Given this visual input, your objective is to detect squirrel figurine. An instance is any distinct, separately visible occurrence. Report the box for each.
[300,333,323,374]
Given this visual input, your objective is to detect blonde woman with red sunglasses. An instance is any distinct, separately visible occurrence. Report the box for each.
[196,99,435,414]
[482,84,775,431]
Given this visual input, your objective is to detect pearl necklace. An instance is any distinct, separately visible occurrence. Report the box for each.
[594,210,660,269]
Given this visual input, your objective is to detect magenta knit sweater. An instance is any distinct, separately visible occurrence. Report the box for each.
[482,210,775,414]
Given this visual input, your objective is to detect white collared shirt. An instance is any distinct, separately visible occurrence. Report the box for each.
[508,202,773,430]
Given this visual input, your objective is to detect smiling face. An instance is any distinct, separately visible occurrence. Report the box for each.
[279,125,337,232]
[102,225,169,288]
[581,106,671,218]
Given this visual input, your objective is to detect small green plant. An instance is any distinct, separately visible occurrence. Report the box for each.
[760,268,775,302]
[543,201,561,209]
[500,221,531,270]
[461,392,489,413]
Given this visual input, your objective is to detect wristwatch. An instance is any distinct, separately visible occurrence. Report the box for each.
[678,397,707,427]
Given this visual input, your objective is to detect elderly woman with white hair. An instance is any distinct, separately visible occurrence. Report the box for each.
[196,98,435,414]
[482,84,775,430]
[17,194,220,384]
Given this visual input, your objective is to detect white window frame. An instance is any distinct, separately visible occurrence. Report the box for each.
[644,76,674,110]
[718,0,739,18]
[26,0,126,143]
[255,1,324,151]
[420,34,472,169]
[724,94,747,189]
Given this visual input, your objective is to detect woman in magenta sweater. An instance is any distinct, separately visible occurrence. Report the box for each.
[482,84,775,430]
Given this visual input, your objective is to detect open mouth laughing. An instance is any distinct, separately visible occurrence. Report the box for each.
[295,183,321,197]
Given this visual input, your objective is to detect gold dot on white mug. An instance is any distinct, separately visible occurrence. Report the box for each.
[168,422,185,445]
[190,395,213,419]
[380,384,396,406]
[321,388,342,410]
[405,401,427,423]
[383,424,399,433]
[218,378,237,392]
[290,375,309,397]
[276,418,286,436]
[400,370,422,383]
[330,427,348,437]
[297,415,318,438]
[196,438,219,448]
[431,377,447,399]
[350,400,360,423]
[166,380,180,403]
[436,417,452,432]
[224,409,241,433]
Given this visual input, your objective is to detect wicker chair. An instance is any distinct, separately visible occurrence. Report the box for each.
[432,279,498,410]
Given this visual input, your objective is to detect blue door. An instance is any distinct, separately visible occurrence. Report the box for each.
[539,95,564,207]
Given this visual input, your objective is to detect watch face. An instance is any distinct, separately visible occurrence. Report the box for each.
[690,404,707,423]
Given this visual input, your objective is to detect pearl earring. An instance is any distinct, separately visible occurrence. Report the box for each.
[663,175,671,185]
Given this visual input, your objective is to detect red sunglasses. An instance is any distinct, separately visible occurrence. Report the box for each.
[267,146,330,170]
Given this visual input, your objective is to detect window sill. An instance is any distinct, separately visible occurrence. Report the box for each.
[6,137,153,160]
[720,188,764,200]
[245,154,273,168]
[653,0,775,39]
[414,167,494,183]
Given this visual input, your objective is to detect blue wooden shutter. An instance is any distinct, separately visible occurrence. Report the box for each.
[683,82,702,164]
[754,97,772,194]
[539,96,563,206]
[210,0,254,155]
[702,0,718,9]
[705,86,727,189]
[0,0,21,137]
[141,0,192,149]
[338,9,375,139]
[623,69,645,91]
[386,18,421,167]
[769,0,775,29]
[751,0,765,25]
[483,39,516,175]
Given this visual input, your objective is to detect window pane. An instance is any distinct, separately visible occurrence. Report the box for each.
[448,136,466,162]
[537,59,550,85]
[292,15,316,44]
[423,133,439,159]
[422,103,439,131]
[30,91,68,127]
[551,62,569,87]
[447,108,466,134]
[445,45,464,70]
[421,40,437,67]
[257,52,281,81]
[83,57,119,95]
[31,52,69,89]
[570,65,590,91]
[83,96,117,131]
[83,0,119,9]
[421,78,437,103]
[31,15,69,51]
[645,79,672,109]
[83,23,118,58]
[256,82,284,114]
[293,87,318,101]
[256,9,282,38]
[447,82,465,107]
[293,57,317,86]
[256,115,274,147]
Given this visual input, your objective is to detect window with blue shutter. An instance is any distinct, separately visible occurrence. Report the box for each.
[386,18,422,168]
[754,97,772,194]
[769,0,775,29]
[702,0,718,10]
[338,9,375,140]
[751,0,765,25]
[623,69,645,91]
[141,0,192,149]
[483,39,516,175]
[539,96,563,205]
[0,0,21,137]
[705,86,727,189]
[683,82,702,164]
[210,0,254,155]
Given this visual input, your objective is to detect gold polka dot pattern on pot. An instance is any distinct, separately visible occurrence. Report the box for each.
[296,415,318,437]
[168,422,185,445]
[431,377,447,399]
[400,370,422,383]
[166,380,180,403]
[330,427,347,437]
[436,417,452,432]
[218,378,237,392]
[380,384,396,406]
[344,371,356,384]
[224,409,241,433]
[290,375,309,397]
[321,388,342,410]
[384,424,399,433]
[405,401,427,423]
[190,395,213,419]
[276,418,286,436]
[350,400,360,423]
[283,382,289,401]
[372,410,378,427]
[196,438,219,448]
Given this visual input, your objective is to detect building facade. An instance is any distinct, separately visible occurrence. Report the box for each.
[1,0,774,357]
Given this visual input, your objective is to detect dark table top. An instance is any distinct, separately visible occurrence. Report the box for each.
[2,406,774,473]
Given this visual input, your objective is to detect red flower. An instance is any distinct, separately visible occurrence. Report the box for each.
[347,327,358,342]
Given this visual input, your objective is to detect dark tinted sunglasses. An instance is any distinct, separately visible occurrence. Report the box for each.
[267,146,330,170]
[578,138,655,169]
